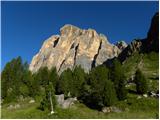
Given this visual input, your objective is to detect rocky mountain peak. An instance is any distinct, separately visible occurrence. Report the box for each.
[116,41,128,50]
[29,24,121,73]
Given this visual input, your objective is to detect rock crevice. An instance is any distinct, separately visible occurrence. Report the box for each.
[29,24,121,73]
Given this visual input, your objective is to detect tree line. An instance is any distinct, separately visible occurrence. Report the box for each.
[1,56,148,111]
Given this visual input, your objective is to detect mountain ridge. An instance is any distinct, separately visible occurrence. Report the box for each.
[29,24,122,73]
[29,12,158,73]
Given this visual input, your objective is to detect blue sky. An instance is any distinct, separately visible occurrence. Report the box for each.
[1,1,158,70]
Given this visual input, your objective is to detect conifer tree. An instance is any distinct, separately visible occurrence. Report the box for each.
[135,69,148,94]
[111,59,127,100]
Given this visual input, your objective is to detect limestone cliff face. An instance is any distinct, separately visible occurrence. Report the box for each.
[29,24,121,73]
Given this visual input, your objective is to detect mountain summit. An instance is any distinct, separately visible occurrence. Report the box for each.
[29,24,122,73]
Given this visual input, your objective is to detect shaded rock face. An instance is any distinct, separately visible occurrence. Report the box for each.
[29,24,121,73]
[118,12,159,62]
[118,39,143,62]
[146,12,159,52]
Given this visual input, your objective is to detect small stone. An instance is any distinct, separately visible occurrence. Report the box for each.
[29,99,35,103]
[15,104,20,109]
[7,105,14,110]
[50,111,54,114]
[102,107,111,113]
[137,96,142,99]
[143,94,148,98]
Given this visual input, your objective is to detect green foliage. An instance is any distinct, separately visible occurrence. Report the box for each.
[111,59,127,100]
[58,68,73,97]
[147,51,159,61]
[86,65,117,108]
[72,66,86,97]
[36,67,58,111]
[36,67,49,87]
[103,80,117,107]
[19,84,30,97]
[49,67,59,88]
[1,56,31,102]
[135,69,148,94]
[39,85,57,111]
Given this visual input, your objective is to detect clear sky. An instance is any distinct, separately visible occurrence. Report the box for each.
[1,1,158,70]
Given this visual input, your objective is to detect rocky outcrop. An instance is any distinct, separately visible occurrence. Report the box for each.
[118,12,159,62]
[118,39,143,62]
[116,41,128,51]
[146,12,159,52]
[29,24,121,73]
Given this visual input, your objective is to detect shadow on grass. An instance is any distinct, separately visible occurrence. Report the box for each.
[128,89,137,95]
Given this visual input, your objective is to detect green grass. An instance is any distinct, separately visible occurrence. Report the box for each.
[122,52,159,80]
[1,95,159,119]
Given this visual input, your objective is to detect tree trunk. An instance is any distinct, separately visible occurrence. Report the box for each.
[49,91,54,114]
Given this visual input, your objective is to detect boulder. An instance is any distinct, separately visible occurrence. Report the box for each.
[7,104,20,110]
[55,94,77,109]
[55,94,64,106]
[62,97,77,109]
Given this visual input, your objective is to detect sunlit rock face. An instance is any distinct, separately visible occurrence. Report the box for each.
[29,24,121,73]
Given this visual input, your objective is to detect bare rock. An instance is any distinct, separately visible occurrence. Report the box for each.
[7,104,20,110]
[29,99,35,103]
[29,24,121,73]
[102,106,122,113]
[55,94,64,106]
[137,96,142,99]
[62,97,77,109]
[143,94,148,98]
[102,107,111,113]
[7,105,14,110]
[55,94,77,109]
[116,41,128,50]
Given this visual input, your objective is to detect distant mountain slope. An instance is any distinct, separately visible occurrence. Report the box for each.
[120,12,159,91]
[122,52,159,80]
[118,12,159,62]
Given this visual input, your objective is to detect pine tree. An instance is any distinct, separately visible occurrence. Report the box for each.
[59,68,73,97]
[111,59,127,100]
[135,69,148,94]
[88,65,117,108]
[72,66,86,97]
[1,56,28,102]
[103,80,117,107]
